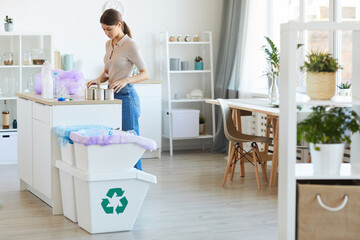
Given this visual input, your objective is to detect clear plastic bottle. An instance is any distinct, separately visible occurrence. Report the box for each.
[53,72,60,98]
[41,59,54,99]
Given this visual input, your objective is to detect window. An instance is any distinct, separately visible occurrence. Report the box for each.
[251,0,359,94]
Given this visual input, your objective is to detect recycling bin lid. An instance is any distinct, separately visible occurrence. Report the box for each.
[56,160,157,184]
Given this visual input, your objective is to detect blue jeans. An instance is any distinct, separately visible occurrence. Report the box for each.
[114,84,142,170]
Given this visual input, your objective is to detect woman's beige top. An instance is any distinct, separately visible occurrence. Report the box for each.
[104,35,147,85]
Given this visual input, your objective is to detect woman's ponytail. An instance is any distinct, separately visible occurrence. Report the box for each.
[122,21,132,38]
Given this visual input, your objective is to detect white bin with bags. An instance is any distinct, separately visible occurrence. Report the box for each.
[56,160,157,234]
[53,125,111,222]
[69,129,157,173]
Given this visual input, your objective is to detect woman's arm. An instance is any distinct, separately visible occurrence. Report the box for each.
[110,68,149,93]
[87,70,109,88]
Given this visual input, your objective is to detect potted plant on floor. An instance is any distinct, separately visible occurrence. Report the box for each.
[194,56,203,70]
[262,36,280,105]
[337,82,351,96]
[297,106,360,175]
[4,16,13,32]
[300,50,342,100]
[199,113,207,135]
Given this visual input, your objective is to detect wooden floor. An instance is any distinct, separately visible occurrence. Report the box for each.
[0,150,278,240]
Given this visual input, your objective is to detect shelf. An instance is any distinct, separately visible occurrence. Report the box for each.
[0,128,17,132]
[170,70,211,74]
[168,41,211,45]
[0,65,20,69]
[21,65,43,68]
[0,97,18,100]
[171,98,211,103]
[295,163,360,180]
[163,134,214,140]
[296,95,360,106]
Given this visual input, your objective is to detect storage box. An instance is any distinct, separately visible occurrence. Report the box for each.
[297,183,360,239]
[57,161,77,222]
[163,109,200,138]
[73,143,146,173]
[0,131,17,164]
[56,160,157,234]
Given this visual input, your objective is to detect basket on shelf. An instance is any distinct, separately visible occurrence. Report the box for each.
[306,72,335,100]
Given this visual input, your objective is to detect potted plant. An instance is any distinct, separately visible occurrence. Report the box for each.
[262,36,280,105]
[199,113,207,135]
[4,16,13,32]
[194,56,203,70]
[297,106,360,175]
[337,81,351,96]
[300,50,342,100]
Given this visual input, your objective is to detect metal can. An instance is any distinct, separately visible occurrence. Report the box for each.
[104,89,114,100]
[86,88,95,100]
[95,88,104,100]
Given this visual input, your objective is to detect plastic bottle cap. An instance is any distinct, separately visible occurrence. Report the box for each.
[54,72,58,76]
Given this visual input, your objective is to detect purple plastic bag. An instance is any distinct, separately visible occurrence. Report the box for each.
[35,69,84,95]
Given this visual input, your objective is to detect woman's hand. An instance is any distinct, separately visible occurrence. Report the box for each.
[110,78,130,93]
[87,78,101,88]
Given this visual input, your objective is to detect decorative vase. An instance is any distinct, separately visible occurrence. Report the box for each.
[268,75,279,105]
[306,72,336,100]
[309,143,345,175]
[4,23,13,32]
[194,62,203,70]
[339,89,351,96]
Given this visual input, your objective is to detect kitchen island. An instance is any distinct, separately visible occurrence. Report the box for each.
[16,92,122,215]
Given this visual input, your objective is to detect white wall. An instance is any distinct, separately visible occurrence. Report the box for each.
[1,0,223,80]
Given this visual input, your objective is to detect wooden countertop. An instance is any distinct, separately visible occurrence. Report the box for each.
[136,80,162,84]
[16,92,122,106]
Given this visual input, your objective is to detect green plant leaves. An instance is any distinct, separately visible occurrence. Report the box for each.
[262,36,280,77]
[301,50,342,73]
[297,106,360,145]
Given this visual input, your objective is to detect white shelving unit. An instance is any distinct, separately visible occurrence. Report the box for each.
[160,31,215,156]
[279,21,360,239]
[0,32,53,131]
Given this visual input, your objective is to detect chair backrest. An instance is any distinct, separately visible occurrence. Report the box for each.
[217,98,241,142]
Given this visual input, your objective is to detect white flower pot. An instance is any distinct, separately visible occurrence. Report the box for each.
[339,89,351,96]
[309,143,345,175]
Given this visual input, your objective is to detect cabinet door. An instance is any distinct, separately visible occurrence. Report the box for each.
[32,119,51,199]
[135,84,162,150]
[17,98,33,185]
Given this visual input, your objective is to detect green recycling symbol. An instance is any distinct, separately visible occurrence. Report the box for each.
[101,188,128,215]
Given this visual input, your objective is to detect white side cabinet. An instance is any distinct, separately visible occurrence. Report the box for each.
[279,22,360,239]
[17,94,122,215]
[134,83,162,158]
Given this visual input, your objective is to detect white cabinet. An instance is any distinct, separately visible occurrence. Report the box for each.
[160,31,215,155]
[17,98,32,184]
[17,94,122,215]
[278,22,360,239]
[134,83,162,158]
[0,32,53,130]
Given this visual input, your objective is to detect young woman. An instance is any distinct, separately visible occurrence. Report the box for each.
[87,9,149,170]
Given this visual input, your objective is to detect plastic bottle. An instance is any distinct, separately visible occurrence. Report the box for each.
[41,59,54,99]
[53,72,60,98]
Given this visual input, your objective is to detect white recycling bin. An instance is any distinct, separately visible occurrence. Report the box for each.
[73,143,146,173]
[57,161,78,222]
[56,160,157,234]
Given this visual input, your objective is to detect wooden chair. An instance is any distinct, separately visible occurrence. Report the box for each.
[217,99,273,189]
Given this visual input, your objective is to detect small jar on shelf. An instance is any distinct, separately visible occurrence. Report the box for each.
[23,51,33,65]
[32,49,45,65]
[3,52,14,65]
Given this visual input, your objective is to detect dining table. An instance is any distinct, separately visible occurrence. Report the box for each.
[206,98,280,187]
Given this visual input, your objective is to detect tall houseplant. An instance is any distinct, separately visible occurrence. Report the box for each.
[297,106,360,174]
[262,36,280,105]
[301,50,342,100]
